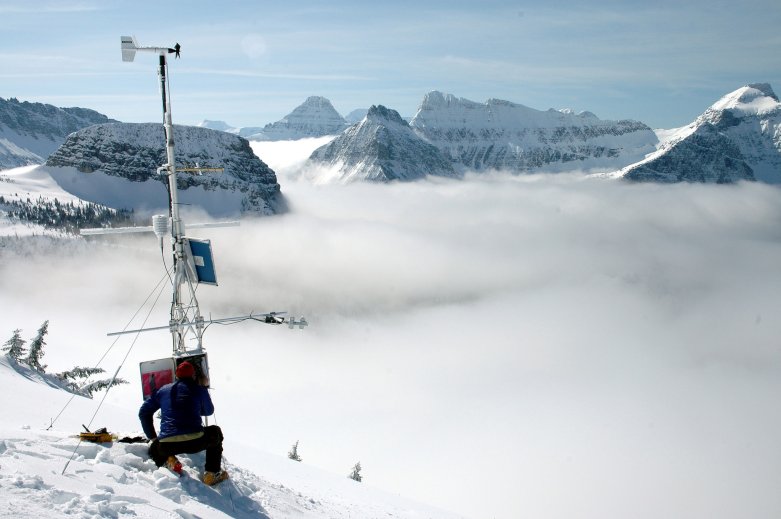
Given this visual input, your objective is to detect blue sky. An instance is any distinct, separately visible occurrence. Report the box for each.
[1,0,779,129]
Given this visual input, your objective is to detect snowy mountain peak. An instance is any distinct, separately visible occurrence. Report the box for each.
[252,96,348,141]
[365,105,408,127]
[283,96,344,125]
[620,82,781,183]
[197,120,235,131]
[705,83,780,118]
[298,95,338,110]
[307,103,457,183]
[419,90,476,108]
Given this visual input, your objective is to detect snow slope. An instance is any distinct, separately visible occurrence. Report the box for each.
[0,165,111,237]
[0,127,49,167]
[0,354,465,519]
[0,165,86,206]
[0,97,115,169]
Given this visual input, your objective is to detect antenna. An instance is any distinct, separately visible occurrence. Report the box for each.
[82,37,306,365]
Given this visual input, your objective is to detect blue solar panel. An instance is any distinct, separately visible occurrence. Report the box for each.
[188,238,218,285]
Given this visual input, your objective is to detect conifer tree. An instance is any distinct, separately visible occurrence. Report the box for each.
[54,366,127,397]
[55,366,105,392]
[2,329,27,360]
[80,378,128,397]
[25,320,49,372]
[288,440,303,462]
[348,461,362,482]
[56,366,106,382]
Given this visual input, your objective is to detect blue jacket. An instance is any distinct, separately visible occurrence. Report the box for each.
[138,379,214,440]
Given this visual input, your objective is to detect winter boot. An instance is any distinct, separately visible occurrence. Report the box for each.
[202,470,229,486]
[165,456,183,475]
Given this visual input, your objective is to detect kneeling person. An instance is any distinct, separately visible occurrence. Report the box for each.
[139,361,228,485]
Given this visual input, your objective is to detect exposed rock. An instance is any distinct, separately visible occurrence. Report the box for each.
[45,122,283,216]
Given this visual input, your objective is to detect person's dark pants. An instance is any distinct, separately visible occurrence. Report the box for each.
[148,425,223,472]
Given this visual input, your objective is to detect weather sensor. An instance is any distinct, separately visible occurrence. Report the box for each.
[81,37,307,396]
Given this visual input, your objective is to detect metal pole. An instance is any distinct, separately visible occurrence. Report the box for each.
[157,53,204,356]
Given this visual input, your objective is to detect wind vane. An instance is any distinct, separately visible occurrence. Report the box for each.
[81,37,306,397]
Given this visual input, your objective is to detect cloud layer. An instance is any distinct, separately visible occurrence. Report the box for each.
[2,158,781,518]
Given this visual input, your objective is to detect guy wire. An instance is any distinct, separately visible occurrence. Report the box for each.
[48,268,173,430]
[61,272,169,475]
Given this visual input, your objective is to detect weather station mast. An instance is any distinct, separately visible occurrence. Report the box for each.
[80,37,306,395]
[123,37,204,357]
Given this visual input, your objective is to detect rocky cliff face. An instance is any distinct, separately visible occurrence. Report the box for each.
[307,105,458,183]
[410,91,658,173]
[621,83,781,183]
[252,96,349,141]
[45,122,283,216]
[0,97,115,168]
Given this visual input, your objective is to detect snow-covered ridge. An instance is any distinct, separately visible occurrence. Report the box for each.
[44,122,283,216]
[413,91,602,130]
[307,105,457,183]
[620,83,781,183]
[0,96,115,169]
[410,90,658,172]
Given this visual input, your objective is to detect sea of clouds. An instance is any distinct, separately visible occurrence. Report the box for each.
[2,139,781,519]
